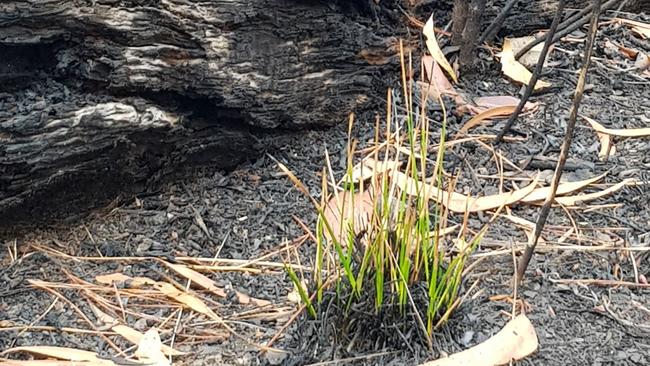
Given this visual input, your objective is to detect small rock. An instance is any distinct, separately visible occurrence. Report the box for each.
[263,350,288,365]
[461,330,474,346]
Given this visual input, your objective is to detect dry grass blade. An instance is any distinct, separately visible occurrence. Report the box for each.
[94,273,222,321]
[0,347,117,365]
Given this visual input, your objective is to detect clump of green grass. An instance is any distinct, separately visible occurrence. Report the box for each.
[280,43,485,339]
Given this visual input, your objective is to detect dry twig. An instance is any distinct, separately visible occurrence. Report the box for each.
[518,0,603,284]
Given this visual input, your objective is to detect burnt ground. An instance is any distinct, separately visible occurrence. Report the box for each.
[1,9,650,366]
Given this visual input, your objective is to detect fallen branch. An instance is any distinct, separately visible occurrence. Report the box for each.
[517,0,603,283]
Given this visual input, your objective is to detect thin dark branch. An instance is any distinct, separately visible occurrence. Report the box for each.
[494,0,567,144]
[478,0,520,44]
[514,0,616,60]
[517,0,603,284]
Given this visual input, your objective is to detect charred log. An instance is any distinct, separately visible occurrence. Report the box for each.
[0,0,398,227]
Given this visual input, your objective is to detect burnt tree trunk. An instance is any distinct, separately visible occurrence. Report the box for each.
[0,0,397,226]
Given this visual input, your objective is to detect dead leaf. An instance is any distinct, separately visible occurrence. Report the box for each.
[135,328,170,366]
[519,173,607,203]
[95,273,132,285]
[114,325,184,357]
[350,158,399,183]
[554,179,634,206]
[0,361,115,366]
[582,115,650,160]
[0,347,115,365]
[322,188,375,244]
[95,273,221,322]
[506,34,551,68]
[421,55,458,99]
[501,214,539,245]
[160,261,227,298]
[618,44,640,60]
[419,314,538,366]
[423,15,457,82]
[595,132,615,161]
[457,106,516,135]
[153,281,222,321]
[235,290,272,307]
[394,171,539,213]
[500,38,551,91]
[465,95,539,115]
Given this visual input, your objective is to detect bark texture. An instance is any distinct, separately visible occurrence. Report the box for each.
[0,0,396,226]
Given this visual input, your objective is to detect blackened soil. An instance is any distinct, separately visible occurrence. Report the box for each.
[1,9,650,366]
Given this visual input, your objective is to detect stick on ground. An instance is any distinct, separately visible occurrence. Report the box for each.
[479,0,520,44]
[517,0,603,284]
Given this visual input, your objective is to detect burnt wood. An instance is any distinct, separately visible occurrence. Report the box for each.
[0,0,396,226]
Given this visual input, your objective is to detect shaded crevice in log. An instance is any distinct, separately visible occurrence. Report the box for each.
[0,80,258,226]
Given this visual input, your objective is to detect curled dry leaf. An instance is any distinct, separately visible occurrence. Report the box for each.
[582,115,650,160]
[499,38,551,91]
[423,14,457,83]
[456,106,516,136]
[581,115,650,137]
[420,314,538,366]
[399,170,613,212]
[609,40,639,60]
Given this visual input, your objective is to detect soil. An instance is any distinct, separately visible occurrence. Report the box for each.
[1,6,650,366]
